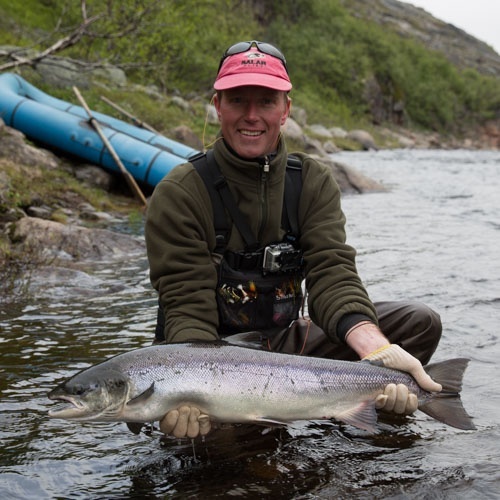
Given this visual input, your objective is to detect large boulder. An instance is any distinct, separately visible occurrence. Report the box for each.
[347,130,378,151]
[281,117,306,146]
[9,216,144,263]
[0,119,60,168]
[314,155,386,194]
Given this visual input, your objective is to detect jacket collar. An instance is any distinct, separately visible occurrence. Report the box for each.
[212,134,288,184]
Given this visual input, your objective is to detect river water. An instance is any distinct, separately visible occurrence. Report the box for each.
[1,149,499,499]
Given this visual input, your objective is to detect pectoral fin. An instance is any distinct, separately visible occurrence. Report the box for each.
[126,422,144,434]
[254,416,288,426]
[126,383,155,407]
[334,400,378,433]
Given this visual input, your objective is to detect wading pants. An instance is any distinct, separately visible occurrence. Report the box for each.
[262,301,442,365]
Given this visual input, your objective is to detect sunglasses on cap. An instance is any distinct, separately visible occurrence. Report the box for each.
[218,40,288,73]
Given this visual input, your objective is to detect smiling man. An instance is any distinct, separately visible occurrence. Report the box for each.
[145,41,442,439]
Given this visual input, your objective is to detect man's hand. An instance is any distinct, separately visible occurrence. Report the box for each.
[345,322,441,416]
[363,344,442,392]
[375,383,418,414]
[159,406,211,438]
[364,344,442,415]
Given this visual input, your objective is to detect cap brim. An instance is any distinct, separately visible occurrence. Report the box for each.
[214,73,292,91]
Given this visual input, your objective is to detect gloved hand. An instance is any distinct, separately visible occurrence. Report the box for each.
[364,344,442,415]
[159,405,211,438]
[375,383,418,414]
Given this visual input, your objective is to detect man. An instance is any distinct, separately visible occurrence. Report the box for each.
[145,41,442,439]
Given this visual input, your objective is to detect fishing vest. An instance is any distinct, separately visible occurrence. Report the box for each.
[154,150,304,341]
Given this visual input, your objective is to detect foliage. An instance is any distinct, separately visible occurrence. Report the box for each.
[0,0,499,132]
[0,158,117,213]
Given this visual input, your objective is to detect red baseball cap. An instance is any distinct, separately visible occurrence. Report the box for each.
[214,47,292,91]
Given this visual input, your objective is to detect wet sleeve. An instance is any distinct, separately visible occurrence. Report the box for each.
[299,158,378,341]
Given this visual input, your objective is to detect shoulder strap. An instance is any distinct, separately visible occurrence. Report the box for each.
[192,151,302,254]
[192,150,258,251]
[190,151,227,253]
[282,154,302,243]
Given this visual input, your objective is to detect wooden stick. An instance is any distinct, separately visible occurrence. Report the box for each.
[100,95,159,134]
[73,86,148,208]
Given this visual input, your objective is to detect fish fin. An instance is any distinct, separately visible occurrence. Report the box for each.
[126,382,155,407]
[126,422,144,435]
[224,331,264,350]
[335,400,378,433]
[419,395,476,430]
[419,358,476,430]
[254,417,288,426]
[424,358,469,393]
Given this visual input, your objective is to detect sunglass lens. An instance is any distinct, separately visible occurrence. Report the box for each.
[225,41,252,57]
[218,40,287,73]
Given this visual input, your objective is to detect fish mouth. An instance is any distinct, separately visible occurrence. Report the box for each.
[48,394,92,420]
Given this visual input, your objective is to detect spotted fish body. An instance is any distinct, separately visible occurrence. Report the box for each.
[48,342,475,433]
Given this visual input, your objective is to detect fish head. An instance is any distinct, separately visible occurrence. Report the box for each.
[48,366,131,421]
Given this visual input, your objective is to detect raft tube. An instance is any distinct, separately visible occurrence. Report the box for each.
[0,73,200,187]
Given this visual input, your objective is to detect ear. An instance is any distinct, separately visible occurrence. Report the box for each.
[213,93,221,119]
[281,96,292,126]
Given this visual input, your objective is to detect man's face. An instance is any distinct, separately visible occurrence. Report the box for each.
[214,86,291,159]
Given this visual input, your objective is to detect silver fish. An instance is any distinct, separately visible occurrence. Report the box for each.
[47,342,475,433]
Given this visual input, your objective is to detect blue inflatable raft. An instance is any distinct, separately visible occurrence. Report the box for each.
[0,73,199,187]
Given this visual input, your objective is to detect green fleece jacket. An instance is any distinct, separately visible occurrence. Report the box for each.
[145,136,377,343]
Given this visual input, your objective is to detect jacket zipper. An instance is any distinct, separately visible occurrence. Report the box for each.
[258,156,270,241]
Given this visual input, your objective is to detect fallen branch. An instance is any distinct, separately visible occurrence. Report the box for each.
[100,95,159,133]
[0,13,102,72]
[73,86,148,209]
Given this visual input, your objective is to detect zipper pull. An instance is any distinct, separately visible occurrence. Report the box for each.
[261,156,270,180]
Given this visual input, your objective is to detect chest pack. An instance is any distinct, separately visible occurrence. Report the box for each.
[192,150,305,335]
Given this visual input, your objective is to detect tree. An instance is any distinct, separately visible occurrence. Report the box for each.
[0,0,160,72]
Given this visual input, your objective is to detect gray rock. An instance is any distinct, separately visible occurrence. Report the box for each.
[304,137,327,156]
[169,125,203,151]
[330,127,348,139]
[347,130,378,151]
[36,56,127,89]
[307,124,333,139]
[26,205,53,219]
[315,156,386,194]
[290,106,307,127]
[323,140,340,154]
[171,95,192,113]
[73,164,114,190]
[0,124,60,168]
[281,117,305,145]
[10,216,145,263]
[205,104,219,125]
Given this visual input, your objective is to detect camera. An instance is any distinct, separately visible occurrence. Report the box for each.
[262,243,303,274]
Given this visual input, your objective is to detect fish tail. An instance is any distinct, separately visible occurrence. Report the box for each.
[419,358,476,430]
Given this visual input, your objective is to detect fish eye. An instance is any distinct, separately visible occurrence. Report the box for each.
[72,382,100,395]
[72,384,87,396]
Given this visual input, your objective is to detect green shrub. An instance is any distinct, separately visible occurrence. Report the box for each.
[0,0,498,133]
